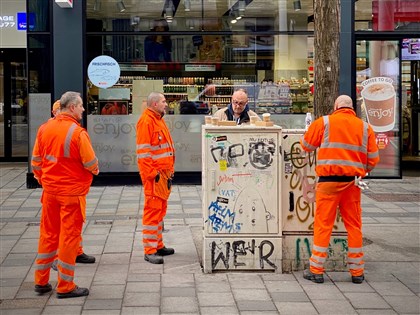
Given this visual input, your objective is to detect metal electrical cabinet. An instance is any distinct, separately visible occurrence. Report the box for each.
[202,125,283,273]
[280,129,347,272]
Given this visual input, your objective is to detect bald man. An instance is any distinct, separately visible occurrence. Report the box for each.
[300,95,379,284]
[212,89,260,125]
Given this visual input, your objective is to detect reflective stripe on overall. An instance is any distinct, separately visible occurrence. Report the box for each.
[309,116,367,276]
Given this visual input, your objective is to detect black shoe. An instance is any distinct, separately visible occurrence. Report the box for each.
[51,260,57,271]
[352,274,365,284]
[34,283,52,294]
[144,254,164,264]
[156,247,175,256]
[56,286,89,299]
[303,269,324,283]
[76,253,96,264]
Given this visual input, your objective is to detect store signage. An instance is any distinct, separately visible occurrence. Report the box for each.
[375,133,389,150]
[119,64,148,72]
[88,55,120,89]
[55,0,73,8]
[0,16,15,29]
[361,77,396,133]
[87,115,202,172]
[17,12,27,30]
[185,64,216,72]
[402,38,420,61]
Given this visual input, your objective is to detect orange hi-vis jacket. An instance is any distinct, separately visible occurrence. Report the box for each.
[300,108,380,177]
[31,113,99,195]
[136,108,175,197]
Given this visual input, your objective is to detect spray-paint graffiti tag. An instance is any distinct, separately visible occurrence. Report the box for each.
[248,141,275,170]
[211,239,277,270]
[206,200,242,233]
[284,140,319,230]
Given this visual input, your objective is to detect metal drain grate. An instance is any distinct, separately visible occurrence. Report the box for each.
[365,193,420,202]
[94,220,113,225]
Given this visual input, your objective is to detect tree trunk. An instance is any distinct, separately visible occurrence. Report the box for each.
[313,0,341,118]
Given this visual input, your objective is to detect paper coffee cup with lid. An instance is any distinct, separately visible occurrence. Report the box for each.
[361,77,396,132]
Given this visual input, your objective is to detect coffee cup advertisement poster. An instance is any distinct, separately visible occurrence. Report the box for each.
[361,77,396,133]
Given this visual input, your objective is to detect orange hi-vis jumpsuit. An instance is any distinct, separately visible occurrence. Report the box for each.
[136,108,175,255]
[32,113,99,293]
[300,108,379,277]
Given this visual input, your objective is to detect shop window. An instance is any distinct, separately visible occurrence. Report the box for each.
[355,0,420,32]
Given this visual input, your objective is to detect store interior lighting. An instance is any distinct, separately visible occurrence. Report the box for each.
[184,0,191,12]
[93,0,101,11]
[165,0,174,20]
[238,0,246,12]
[117,1,126,12]
[130,16,140,26]
[293,0,301,11]
[230,10,238,24]
[165,7,173,19]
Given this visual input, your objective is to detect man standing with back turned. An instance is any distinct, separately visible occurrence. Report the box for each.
[32,91,99,298]
[300,95,379,284]
[136,92,175,264]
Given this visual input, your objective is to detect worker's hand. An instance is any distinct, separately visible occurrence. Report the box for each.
[155,172,160,183]
[354,176,369,190]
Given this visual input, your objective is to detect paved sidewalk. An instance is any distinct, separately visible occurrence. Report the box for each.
[1,163,419,314]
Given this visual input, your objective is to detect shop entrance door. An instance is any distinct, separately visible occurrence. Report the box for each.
[356,39,401,178]
[0,49,28,161]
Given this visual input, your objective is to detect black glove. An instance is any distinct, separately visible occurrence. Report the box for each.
[155,172,160,183]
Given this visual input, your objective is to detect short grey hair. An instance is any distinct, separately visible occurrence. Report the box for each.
[60,91,82,109]
[147,92,164,107]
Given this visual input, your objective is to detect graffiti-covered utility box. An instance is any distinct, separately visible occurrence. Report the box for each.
[202,125,283,273]
[281,129,347,272]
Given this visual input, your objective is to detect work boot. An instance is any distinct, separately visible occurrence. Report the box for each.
[76,253,96,264]
[352,274,365,284]
[157,247,175,256]
[51,259,58,271]
[34,283,52,294]
[56,286,89,299]
[303,269,324,283]
[144,253,164,264]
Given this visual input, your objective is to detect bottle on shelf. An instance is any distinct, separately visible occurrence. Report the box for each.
[305,112,312,131]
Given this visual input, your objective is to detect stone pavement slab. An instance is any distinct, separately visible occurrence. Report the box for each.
[0,164,419,314]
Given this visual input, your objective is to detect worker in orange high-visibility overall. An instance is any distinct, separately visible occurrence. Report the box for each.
[136,92,175,265]
[300,95,379,284]
[49,100,96,271]
[32,91,99,298]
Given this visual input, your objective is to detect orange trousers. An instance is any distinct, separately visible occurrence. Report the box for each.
[309,181,364,277]
[142,195,167,254]
[34,192,85,293]
[53,240,84,260]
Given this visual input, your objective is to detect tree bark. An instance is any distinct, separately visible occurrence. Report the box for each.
[313,0,341,118]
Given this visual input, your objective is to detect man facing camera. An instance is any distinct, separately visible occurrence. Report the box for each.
[212,89,260,125]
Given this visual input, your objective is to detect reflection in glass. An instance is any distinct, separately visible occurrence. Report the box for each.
[356,40,401,177]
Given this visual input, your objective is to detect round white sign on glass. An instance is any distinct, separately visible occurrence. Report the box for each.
[88,55,120,89]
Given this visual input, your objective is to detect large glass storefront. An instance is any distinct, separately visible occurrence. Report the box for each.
[83,0,315,174]
[25,0,420,185]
